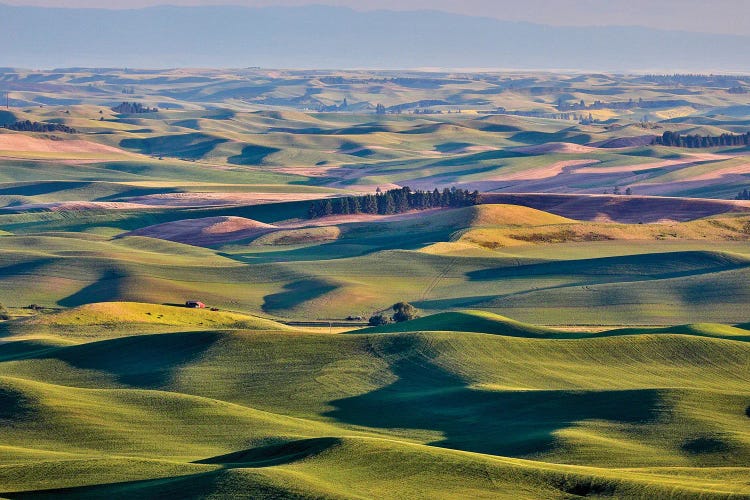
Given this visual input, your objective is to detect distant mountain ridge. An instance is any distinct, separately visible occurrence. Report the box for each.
[1,3,749,71]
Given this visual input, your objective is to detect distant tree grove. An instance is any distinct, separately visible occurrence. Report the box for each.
[2,120,76,133]
[111,102,158,114]
[652,131,750,148]
[307,187,481,219]
[367,301,419,326]
[736,188,750,200]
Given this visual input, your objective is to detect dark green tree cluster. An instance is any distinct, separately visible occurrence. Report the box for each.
[318,98,351,112]
[2,120,76,133]
[391,302,418,322]
[642,74,744,87]
[556,97,688,112]
[367,314,389,326]
[652,131,750,148]
[308,187,481,219]
[736,188,750,200]
[367,302,419,326]
[111,102,158,114]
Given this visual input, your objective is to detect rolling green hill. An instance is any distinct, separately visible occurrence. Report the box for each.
[2,69,750,497]
[359,310,558,337]
[0,306,747,497]
[0,205,749,324]
[2,302,292,341]
[359,309,750,341]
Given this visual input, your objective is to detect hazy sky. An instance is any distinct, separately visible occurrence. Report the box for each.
[3,0,750,36]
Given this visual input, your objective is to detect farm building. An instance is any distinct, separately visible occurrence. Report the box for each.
[185,300,206,309]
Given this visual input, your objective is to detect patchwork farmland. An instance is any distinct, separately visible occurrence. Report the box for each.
[0,68,749,498]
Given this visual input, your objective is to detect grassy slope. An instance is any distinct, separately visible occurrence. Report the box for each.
[358,310,558,336]
[359,309,750,340]
[2,302,292,341]
[1,205,749,324]
[0,307,748,497]
[3,71,750,496]
[2,98,747,198]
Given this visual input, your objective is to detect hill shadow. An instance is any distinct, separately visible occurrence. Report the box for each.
[262,279,337,314]
[467,251,750,282]
[0,386,38,423]
[426,149,523,167]
[120,133,228,160]
[434,141,475,153]
[0,258,57,281]
[59,269,128,308]
[95,186,182,202]
[0,181,91,197]
[29,331,223,388]
[337,141,377,158]
[1,467,302,499]
[0,339,61,361]
[228,145,281,165]
[325,334,665,457]
[195,437,341,468]
[509,129,592,145]
[475,123,522,133]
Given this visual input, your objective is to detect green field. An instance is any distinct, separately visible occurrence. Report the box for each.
[1,203,748,325]
[0,305,748,497]
[1,69,750,497]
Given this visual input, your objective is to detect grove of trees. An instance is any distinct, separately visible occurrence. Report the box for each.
[367,314,389,326]
[392,302,419,322]
[308,187,481,219]
[368,302,419,326]
[2,120,76,133]
[652,131,750,148]
[736,188,750,200]
[111,102,158,114]
[556,98,689,112]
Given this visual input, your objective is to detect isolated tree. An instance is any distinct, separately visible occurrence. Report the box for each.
[368,314,389,326]
[0,303,9,321]
[625,187,633,195]
[392,302,418,323]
